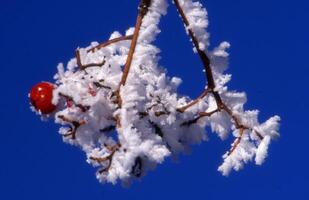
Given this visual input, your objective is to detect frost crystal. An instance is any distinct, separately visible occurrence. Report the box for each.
[31,0,280,185]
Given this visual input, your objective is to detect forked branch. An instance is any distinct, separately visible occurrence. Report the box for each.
[58,115,86,139]
[172,0,263,156]
[90,143,121,173]
[88,35,133,53]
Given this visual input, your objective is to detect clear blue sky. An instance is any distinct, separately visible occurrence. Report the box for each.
[0,0,308,199]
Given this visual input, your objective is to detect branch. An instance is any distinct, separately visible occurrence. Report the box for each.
[177,88,210,113]
[181,108,220,126]
[58,115,86,139]
[114,0,152,107]
[76,50,106,70]
[87,35,133,53]
[173,0,216,90]
[227,127,245,156]
[173,0,262,155]
[89,143,121,174]
[76,35,134,70]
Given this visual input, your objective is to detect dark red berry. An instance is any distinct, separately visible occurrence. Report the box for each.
[30,82,56,114]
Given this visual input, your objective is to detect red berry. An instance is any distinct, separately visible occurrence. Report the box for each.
[30,82,57,114]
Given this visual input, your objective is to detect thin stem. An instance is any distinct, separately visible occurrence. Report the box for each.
[227,127,245,156]
[76,50,106,70]
[90,143,121,173]
[173,0,216,90]
[117,0,151,90]
[177,88,210,113]
[58,115,86,139]
[173,0,262,156]
[76,35,133,70]
[181,108,220,126]
[113,0,152,129]
[87,35,133,53]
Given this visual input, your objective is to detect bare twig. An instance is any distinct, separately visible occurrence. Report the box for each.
[172,0,262,155]
[115,0,152,106]
[112,0,152,130]
[173,0,216,90]
[227,127,245,156]
[87,35,133,53]
[76,50,106,70]
[90,143,121,173]
[181,108,220,126]
[58,115,86,139]
[76,35,134,70]
[177,88,210,113]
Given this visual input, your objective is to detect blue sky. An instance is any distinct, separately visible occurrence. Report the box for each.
[0,0,308,199]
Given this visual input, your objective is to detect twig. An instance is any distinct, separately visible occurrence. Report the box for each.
[172,0,262,155]
[89,143,121,173]
[115,0,152,107]
[112,0,152,130]
[58,115,86,139]
[76,35,134,70]
[87,35,133,53]
[227,127,245,156]
[177,88,210,113]
[181,108,220,126]
[76,50,106,70]
[173,0,216,90]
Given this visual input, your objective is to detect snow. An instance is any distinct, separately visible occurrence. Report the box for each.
[31,0,281,185]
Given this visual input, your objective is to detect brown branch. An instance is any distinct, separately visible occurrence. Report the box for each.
[87,35,133,53]
[76,35,134,70]
[89,143,121,174]
[111,0,152,131]
[177,88,210,113]
[172,0,264,156]
[173,0,217,91]
[227,127,245,156]
[181,108,220,126]
[76,50,106,70]
[114,0,152,107]
[58,115,86,139]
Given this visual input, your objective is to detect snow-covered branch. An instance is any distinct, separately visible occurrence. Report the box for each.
[29,0,280,185]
